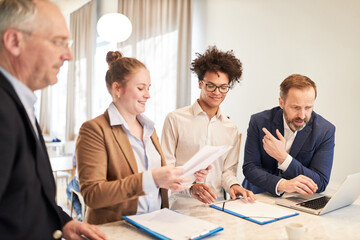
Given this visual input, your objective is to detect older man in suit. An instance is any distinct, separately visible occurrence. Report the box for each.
[0,0,106,239]
[242,74,335,196]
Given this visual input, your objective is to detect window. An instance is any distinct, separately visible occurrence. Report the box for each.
[93,31,178,134]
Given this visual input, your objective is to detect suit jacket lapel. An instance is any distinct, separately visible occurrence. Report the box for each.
[150,130,166,167]
[0,73,42,144]
[0,74,57,206]
[290,119,312,157]
[106,110,165,172]
[270,109,285,173]
[34,121,57,204]
[111,125,139,173]
[272,108,285,136]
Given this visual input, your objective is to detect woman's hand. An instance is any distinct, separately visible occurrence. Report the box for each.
[152,166,191,191]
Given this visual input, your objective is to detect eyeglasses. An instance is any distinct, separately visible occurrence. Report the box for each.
[201,80,230,94]
[18,29,73,49]
[52,38,73,48]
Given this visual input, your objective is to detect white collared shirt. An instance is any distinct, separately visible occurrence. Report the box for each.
[275,115,306,195]
[108,103,161,214]
[278,115,298,171]
[161,100,240,204]
[0,67,38,138]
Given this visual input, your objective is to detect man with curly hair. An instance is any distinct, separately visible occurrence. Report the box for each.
[161,46,256,208]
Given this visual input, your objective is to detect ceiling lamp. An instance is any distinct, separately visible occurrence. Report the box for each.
[97,13,132,43]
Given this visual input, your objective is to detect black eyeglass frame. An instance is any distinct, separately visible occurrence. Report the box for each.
[201,80,230,94]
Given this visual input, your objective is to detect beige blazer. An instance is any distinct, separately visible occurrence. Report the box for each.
[76,110,169,224]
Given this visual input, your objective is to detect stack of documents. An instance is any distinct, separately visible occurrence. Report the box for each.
[179,145,232,184]
[211,200,298,225]
[123,208,223,240]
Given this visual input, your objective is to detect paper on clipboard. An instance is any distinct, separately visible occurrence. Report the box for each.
[210,200,298,225]
[179,145,232,184]
[123,208,223,240]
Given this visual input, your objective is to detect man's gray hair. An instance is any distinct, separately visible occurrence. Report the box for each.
[0,0,38,36]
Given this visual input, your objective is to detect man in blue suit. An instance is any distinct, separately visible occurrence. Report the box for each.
[242,74,335,196]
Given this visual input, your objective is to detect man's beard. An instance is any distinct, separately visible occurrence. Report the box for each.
[284,110,309,132]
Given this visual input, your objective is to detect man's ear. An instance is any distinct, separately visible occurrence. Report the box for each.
[279,97,284,109]
[198,80,202,89]
[2,29,23,56]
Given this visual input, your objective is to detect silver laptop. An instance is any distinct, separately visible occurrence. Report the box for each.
[275,172,360,215]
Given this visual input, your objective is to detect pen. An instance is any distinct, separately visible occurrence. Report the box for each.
[214,196,242,205]
[212,196,242,211]
[189,230,211,240]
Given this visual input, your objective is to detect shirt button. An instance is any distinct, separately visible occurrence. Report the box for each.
[53,230,62,239]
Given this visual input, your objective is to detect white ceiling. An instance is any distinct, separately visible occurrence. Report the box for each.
[52,0,91,15]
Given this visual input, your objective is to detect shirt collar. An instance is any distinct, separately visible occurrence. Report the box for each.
[283,115,295,136]
[0,66,37,110]
[192,100,223,119]
[108,102,154,133]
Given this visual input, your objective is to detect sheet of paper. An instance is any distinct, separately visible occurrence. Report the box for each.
[212,200,297,224]
[179,145,232,184]
[124,208,222,240]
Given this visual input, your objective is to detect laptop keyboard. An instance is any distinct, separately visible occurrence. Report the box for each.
[298,196,331,210]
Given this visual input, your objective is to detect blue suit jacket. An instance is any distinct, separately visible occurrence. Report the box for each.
[242,106,335,196]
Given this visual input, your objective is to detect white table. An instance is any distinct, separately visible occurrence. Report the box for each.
[98,189,360,240]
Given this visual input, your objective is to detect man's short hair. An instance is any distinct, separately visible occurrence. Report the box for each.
[280,74,317,100]
[191,46,243,89]
[0,0,38,38]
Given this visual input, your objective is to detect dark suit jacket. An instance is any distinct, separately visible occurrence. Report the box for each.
[77,110,169,225]
[242,106,335,196]
[0,72,71,239]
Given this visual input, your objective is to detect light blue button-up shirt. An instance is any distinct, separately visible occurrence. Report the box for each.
[108,103,162,214]
[0,67,38,138]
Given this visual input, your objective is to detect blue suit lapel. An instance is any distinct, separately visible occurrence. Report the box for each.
[271,109,285,136]
[270,109,285,174]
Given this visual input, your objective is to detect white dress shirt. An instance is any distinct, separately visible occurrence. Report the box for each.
[275,115,303,195]
[278,115,298,171]
[108,103,161,214]
[161,101,240,207]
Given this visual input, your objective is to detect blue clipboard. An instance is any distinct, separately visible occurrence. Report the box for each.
[123,208,224,240]
[210,201,299,225]
[123,215,171,240]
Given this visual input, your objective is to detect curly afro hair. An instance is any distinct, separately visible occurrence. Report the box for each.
[190,46,242,89]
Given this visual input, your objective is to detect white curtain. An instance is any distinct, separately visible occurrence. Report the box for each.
[66,0,97,141]
[116,0,193,132]
[39,87,51,135]
[38,61,69,139]
[60,0,192,139]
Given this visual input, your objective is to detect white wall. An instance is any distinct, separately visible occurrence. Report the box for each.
[192,0,360,184]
